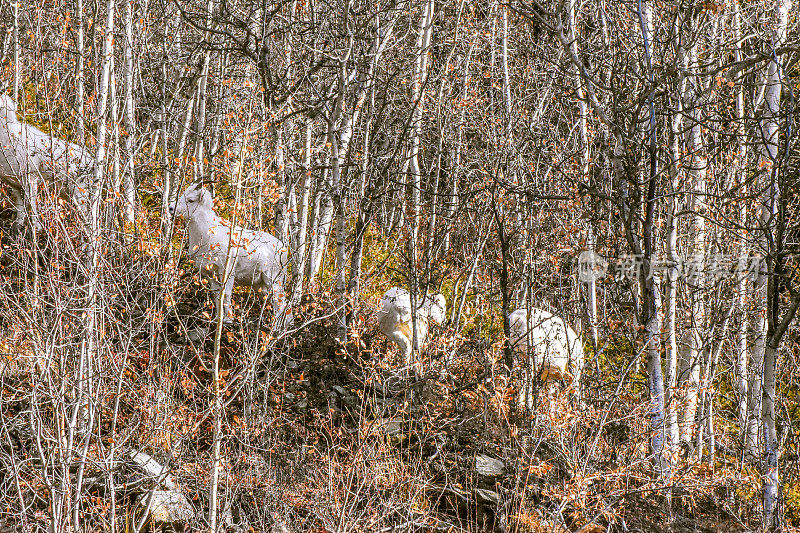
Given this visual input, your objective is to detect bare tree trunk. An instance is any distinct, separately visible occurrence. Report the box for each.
[638,0,667,476]
[407,0,434,361]
[678,11,705,449]
[307,168,332,284]
[71,0,115,528]
[209,138,246,532]
[348,13,398,309]
[291,117,314,303]
[74,0,84,141]
[733,7,750,451]
[443,43,473,255]
[12,0,19,101]
[121,0,137,222]
[274,124,288,240]
[759,1,791,525]
[193,0,216,181]
[567,0,597,350]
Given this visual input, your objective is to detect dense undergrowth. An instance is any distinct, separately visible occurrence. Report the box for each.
[0,201,790,532]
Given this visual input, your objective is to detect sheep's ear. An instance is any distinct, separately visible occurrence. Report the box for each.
[207,181,215,197]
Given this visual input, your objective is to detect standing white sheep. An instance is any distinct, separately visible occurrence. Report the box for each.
[0,93,91,232]
[509,307,584,408]
[169,182,293,328]
[377,287,446,367]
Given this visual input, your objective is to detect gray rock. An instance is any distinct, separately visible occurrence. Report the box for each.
[373,418,406,445]
[185,327,207,344]
[475,454,505,478]
[475,488,500,506]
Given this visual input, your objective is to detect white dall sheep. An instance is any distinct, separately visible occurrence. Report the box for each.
[377,287,446,367]
[169,182,293,327]
[509,307,584,408]
[0,93,91,232]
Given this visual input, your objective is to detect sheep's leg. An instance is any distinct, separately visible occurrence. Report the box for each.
[385,330,412,369]
[8,185,27,234]
[271,281,293,329]
[519,356,534,412]
[24,172,42,233]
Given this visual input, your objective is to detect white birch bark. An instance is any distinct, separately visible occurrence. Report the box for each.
[348,11,400,305]
[567,0,597,349]
[74,0,85,141]
[733,3,750,445]
[121,0,137,222]
[291,117,314,303]
[678,17,705,447]
[208,137,246,532]
[329,40,352,341]
[664,7,688,452]
[274,124,288,241]
[193,0,215,180]
[73,0,114,528]
[12,0,19,102]
[638,0,667,475]
[408,0,435,357]
[732,2,749,456]
[307,168,331,284]
[443,43,474,255]
[758,0,791,524]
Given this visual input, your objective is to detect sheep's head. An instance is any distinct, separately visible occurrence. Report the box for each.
[170,183,213,218]
[427,294,446,325]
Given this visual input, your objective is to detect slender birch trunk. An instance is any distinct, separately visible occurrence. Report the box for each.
[193,0,215,181]
[348,12,399,307]
[121,0,137,222]
[443,43,473,255]
[307,168,331,284]
[407,0,434,360]
[209,136,247,532]
[732,2,750,450]
[638,0,667,475]
[567,0,597,349]
[72,0,115,528]
[291,117,314,303]
[74,0,85,141]
[678,13,705,448]
[758,1,791,524]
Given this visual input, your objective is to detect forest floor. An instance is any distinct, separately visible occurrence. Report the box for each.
[0,208,786,532]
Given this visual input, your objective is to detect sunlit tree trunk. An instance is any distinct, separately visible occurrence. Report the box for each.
[758,1,791,525]
[121,0,137,222]
[637,0,667,476]
[664,6,687,453]
[443,43,473,256]
[73,0,84,141]
[193,0,215,181]
[677,8,705,449]
[291,117,314,303]
[732,3,749,450]
[568,0,597,350]
[407,0,434,360]
[348,12,398,308]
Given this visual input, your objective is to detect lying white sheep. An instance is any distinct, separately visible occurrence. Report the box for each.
[169,182,293,327]
[0,93,91,232]
[377,287,446,367]
[509,307,584,408]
